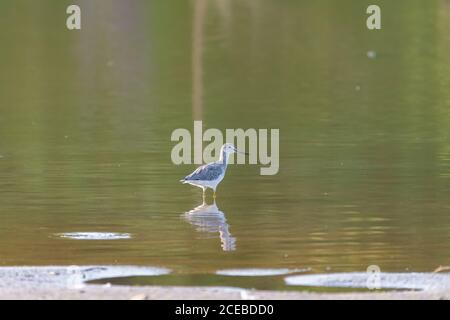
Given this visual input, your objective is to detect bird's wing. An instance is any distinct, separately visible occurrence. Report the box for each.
[183,163,224,181]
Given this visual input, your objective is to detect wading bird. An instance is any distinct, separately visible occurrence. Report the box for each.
[180,143,247,199]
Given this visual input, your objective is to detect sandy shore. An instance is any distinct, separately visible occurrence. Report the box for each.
[0,266,449,300]
[3,284,450,300]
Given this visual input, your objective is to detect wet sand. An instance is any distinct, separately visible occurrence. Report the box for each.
[3,284,450,300]
[0,266,449,300]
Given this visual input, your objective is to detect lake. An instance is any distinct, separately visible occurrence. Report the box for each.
[1,0,450,290]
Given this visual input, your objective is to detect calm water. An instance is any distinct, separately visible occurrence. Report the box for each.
[1,0,450,287]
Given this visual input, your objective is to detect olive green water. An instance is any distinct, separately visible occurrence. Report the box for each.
[1,0,450,288]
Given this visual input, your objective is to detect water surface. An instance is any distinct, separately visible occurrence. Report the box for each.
[1,0,450,290]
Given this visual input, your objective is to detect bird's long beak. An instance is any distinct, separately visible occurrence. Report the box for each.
[234,148,249,155]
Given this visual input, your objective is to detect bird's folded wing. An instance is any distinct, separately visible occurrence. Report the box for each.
[184,163,223,181]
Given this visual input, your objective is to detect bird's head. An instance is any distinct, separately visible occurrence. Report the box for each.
[221,143,248,155]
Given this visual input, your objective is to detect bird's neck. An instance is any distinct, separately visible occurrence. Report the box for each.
[219,150,230,165]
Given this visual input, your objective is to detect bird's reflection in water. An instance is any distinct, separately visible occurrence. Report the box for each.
[183,201,236,251]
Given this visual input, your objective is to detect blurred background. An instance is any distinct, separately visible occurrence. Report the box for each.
[0,0,450,281]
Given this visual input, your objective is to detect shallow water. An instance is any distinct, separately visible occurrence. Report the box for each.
[90,273,378,294]
[1,0,450,291]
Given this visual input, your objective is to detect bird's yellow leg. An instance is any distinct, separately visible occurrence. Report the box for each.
[213,191,217,198]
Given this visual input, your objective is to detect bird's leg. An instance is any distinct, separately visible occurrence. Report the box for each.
[213,190,217,199]
[202,188,206,202]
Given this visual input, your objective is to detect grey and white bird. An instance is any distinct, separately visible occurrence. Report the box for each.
[180,143,247,199]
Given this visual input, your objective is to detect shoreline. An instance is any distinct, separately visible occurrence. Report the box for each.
[2,284,449,300]
[0,266,448,300]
